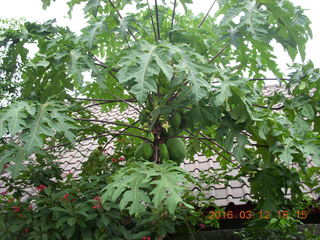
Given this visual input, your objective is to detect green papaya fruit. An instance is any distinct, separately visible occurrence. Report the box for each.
[143,143,153,159]
[134,142,154,160]
[159,143,169,160]
[163,127,175,137]
[170,112,181,131]
[166,138,187,164]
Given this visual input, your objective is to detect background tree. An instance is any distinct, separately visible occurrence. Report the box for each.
[0,0,320,239]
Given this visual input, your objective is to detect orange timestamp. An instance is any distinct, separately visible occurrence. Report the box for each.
[207,210,308,220]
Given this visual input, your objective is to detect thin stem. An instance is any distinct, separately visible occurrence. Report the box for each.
[198,132,233,156]
[102,72,143,115]
[107,0,136,40]
[184,212,196,240]
[169,0,177,42]
[155,0,160,40]
[73,118,147,132]
[92,55,119,72]
[74,98,136,102]
[45,130,152,151]
[147,0,158,41]
[252,143,269,148]
[208,42,229,63]
[45,133,111,150]
[102,120,139,151]
[90,58,139,114]
[249,78,289,81]
[198,0,217,28]
[108,132,152,143]
[252,104,284,110]
[185,130,240,168]
[74,99,136,112]
[75,101,130,112]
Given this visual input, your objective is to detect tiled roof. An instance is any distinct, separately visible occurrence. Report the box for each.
[1,86,319,207]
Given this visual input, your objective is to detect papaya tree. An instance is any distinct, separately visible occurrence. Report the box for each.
[0,0,320,238]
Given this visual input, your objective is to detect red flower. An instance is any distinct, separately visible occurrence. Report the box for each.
[71,198,76,202]
[199,223,206,229]
[93,196,101,202]
[12,206,21,213]
[111,158,118,163]
[92,204,102,209]
[141,237,151,240]
[118,157,126,161]
[63,193,70,199]
[36,185,46,192]
[23,228,29,233]
[28,205,33,210]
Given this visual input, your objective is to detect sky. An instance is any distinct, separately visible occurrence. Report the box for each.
[0,0,319,78]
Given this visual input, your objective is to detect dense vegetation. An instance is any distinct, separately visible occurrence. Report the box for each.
[0,0,320,239]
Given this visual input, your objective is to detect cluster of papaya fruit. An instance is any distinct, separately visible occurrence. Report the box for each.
[134,112,187,165]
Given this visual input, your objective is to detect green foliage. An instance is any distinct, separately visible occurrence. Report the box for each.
[117,41,213,104]
[234,217,302,240]
[0,164,173,240]
[0,100,78,177]
[234,196,319,240]
[0,18,28,104]
[102,161,193,217]
[0,0,319,238]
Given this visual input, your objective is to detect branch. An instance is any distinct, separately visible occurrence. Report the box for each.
[89,55,141,115]
[44,133,111,150]
[92,55,119,72]
[198,132,233,156]
[107,0,136,40]
[154,0,160,40]
[185,130,239,168]
[249,78,289,81]
[102,120,140,151]
[252,104,285,110]
[75,100,136,112]
[251,143,269,148]
[108,131,152,143]
[101,72,143,115]
[74,98,136,112]
[208,42,229,63]
[147,0,158,42]
[45,130,151,151]
[198,0,217,28]
[74,98,136,102]
[73,118,146,132]
[89,53,143,117]
[169,0,177,42]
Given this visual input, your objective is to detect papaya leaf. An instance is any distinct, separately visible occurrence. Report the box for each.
[117,42,159,103]
[101,161,193,217]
